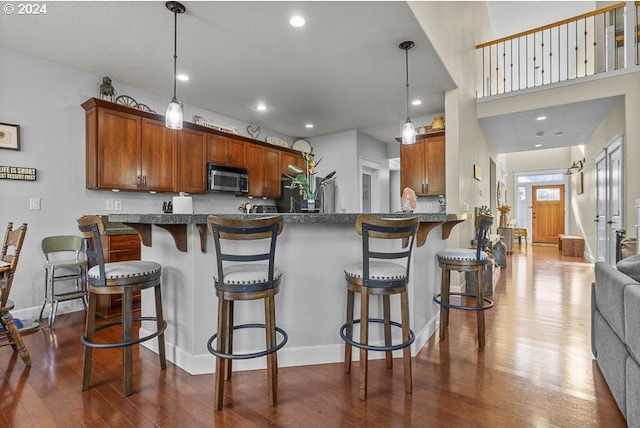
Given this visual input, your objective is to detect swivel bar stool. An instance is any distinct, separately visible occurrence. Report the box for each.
[434,213,494,347]
[340,215,420,400]
[206,215,288,410]
[77,215,166,396]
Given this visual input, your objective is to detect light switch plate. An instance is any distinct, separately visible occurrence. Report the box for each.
[29,198,41,210]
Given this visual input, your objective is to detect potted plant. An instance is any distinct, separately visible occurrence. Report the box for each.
[283,151,336,212]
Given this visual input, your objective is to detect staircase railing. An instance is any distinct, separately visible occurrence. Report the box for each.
[476,2,639,98]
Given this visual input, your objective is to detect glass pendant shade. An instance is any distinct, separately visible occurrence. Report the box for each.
[165,98,183,130]
[402,118,416,145]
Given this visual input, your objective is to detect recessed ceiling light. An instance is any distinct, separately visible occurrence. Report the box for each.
[177,74,189,82]
[535,144,543,147]
[411,99,422,106]
[290,16,305,27]
[536,116,547,121]
[305,123,314,129]
[255,103,268,112]
[555,131,564,136]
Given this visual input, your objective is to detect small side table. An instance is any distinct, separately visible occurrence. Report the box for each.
[497,227,513,254]
[513,228,528,245]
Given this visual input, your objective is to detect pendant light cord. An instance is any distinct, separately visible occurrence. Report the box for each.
[172,9,178,101]
[405,47,410,119]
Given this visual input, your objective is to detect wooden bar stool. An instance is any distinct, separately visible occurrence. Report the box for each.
[0,222,30,367]
[206,215,288,410]
[434,213,494,347]
[340,215,420,400]
[77,215,166,396]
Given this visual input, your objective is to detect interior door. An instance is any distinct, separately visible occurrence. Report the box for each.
[532,184,565,243]
[595,150,608,262]
[608,139,624,263]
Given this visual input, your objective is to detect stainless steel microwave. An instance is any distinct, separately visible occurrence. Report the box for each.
[208,164,249,193]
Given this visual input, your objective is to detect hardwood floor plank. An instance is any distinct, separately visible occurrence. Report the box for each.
[0,245,627,427]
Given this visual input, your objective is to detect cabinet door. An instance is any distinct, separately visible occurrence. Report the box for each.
[97,108,141,190]
[141,118,176,192]
[177,128,206,193]
[227,138,246,168]
[206,134,228,165]
[281,151,304,176]
[264,147,281,198]
[400,142,426,195]
[246,143,266,196]
[425,135,446,196]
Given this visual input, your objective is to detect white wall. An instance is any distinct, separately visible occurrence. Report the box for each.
[0,47,295,318]
[356,131,390,213]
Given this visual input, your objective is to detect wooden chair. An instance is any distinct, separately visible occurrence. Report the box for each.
[434,213,495,347]
[77,215,166,396]
[206,215,288,410]
[39,235,88,327]
[0,222,30,366]
[340,215,420,400]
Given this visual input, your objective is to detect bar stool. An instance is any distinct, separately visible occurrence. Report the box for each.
[206,215,288,410]
[340,215,420,400]
[434,213,494,347]
[77,215,166,396]
[39,235,88,327]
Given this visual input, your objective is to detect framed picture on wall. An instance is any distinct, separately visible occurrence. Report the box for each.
[577,171,584,195]
[0,123,20,151]
[474,164,482,181]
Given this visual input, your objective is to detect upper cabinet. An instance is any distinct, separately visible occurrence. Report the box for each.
[400,131,445,196]
[206,134,246,168]
[280,151,305,176]
[82,98,302,196]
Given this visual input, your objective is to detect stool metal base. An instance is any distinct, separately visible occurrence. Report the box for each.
[206,323,288,360]
[81,316,167,349]
[433,292,494,311]
[340,318,415,352]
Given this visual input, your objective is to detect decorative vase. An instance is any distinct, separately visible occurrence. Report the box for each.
[302,199,316,212]
[499,213,510,228]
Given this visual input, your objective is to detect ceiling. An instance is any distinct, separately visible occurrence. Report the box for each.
[0,1,617,153]
[0,1,455,145]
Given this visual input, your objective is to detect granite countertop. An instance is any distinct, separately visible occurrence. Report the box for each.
[109,212,470,225]
[99,215,139,235]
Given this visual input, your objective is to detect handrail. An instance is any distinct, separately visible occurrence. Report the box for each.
[476,2,625,49]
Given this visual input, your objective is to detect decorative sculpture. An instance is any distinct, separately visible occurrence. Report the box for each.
[99,76,116,102]
[401,187,417,212]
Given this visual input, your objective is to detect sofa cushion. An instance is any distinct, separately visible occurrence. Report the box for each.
[625,284,640,364]
[617,253,640,283]
[595,262,638,340]
[628,357,640,428]
[593,309,627,418]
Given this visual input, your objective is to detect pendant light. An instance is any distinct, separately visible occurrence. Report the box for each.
[165,1,186,130]
[399,41,416,145]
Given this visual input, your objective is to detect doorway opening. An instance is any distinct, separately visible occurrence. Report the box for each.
[513,170,568,244]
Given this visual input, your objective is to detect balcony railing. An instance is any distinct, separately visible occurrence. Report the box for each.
[476,2,639,98]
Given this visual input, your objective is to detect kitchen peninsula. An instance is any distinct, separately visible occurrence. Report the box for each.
[109,212,470,375]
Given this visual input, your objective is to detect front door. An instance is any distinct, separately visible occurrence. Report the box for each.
[608,138,624,263]
[532,184,565,243]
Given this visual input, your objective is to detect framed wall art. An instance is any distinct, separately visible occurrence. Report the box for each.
[0,123,20,151]
[577,171,584,195]
[474,164,482,181]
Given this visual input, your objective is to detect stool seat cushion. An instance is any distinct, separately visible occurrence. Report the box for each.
[344,261,406,281]
[215,264,283,285]
[88,260,161,280]
[437,249,489,261]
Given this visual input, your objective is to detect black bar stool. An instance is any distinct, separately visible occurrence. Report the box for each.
[434,213,495,347]
[340,215,420,400]
[206,215,288,410]
[77,215,166,396]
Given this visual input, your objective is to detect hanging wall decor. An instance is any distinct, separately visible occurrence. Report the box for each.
[0,123,20,150]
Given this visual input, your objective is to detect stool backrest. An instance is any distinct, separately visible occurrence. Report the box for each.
[77,215,107,287]
[0,222,28,307]
[475,214,494,261]
[42,235,84,263]
[207,216,284,288]
[355,215,420,287]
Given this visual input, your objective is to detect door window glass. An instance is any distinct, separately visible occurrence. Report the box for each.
[536,187,560,201]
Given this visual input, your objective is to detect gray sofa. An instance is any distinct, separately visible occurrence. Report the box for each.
[592,261,640,427]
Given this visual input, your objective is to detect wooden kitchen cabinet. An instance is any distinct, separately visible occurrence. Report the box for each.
[246,144,281,198]
[207,134,246,168]
[400,131,445,196]
[177,127,207,193]
[280,151,305,176]
[97,233,141,318]
[141,118,176,192]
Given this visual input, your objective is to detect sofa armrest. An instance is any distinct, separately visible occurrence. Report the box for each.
[594,262,639,340]
[625,284,640,363]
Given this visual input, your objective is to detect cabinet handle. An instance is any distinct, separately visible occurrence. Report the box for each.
[425,182,428,193]
[137,175,141,188]
[143,175,147,188]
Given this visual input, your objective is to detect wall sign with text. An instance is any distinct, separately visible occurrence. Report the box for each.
[0,165,37,181]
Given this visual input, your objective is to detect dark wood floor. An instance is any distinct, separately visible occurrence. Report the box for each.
[0,244,626,427]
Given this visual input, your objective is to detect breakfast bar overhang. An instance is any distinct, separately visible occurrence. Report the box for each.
[109,212,470,375]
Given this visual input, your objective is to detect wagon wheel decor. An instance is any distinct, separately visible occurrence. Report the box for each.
[135,103,157,114]
[115,95,138,107]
